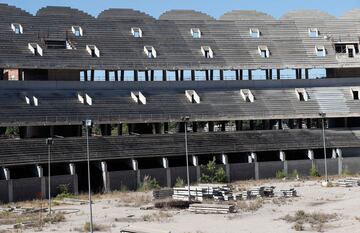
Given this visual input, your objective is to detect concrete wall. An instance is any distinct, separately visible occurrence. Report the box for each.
[259,161,284,179]
[108,170,137,191]
[45,175,77,198]
[287,160,313,176]
[343,157,360,174]
[229,163,255,181]
[12,177,42,202]
[0,180,9,203]
[140,168,167,187]
[169,166,197,186]
[316,159,338,176]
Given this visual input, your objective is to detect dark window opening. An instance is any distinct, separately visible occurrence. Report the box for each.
[45,40,67,49]
[353,90,359,100]
[349,48,354,58]
[299,92,305,101]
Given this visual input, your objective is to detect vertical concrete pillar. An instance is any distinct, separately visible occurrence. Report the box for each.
[307,149,315,169]
[101,162,110,193]
[115,70,119,81]
[132,159,140,188]
[277,69,281,80]
[180,70,184,81]
[105,70,110,81]
[235,70,240,80]
[208,122,214,132]
[205,70,209,81]
[145,70,149,81]
[90,69,94,81]
[162,158,171,187]
[84,70,88,81]
[279,151,287,175]
[219,70,224,80]
[3,167,13,202]
[221,153,230,182]
[336,148,343,175]
[209,70,214,81]
[69,163,78,195]
[120,70,125,81]
[192,156,200,181]
[36,165,46,199]
[249,153,259,180]
[248,70,252,80]
[305,69,309,79]
[117,124,123,136]
[192,122,198,133]
[235,120,242,131]
[191,70,195,81]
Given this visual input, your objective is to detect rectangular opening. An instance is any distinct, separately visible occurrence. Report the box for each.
[191,28,201,38]
[315,46,326,57]
[44,40,70,49]
[351,88,360,100]
[250,28,260,38]
[144,46,156,58]
[185,90,200,103]
[308,28,319,38]
[201,46,213,58]
[131,27,142,38]
[296,88,309,101]
[11,23,23,34]
[240,89,254,102]
[258,46,269,58]
[86,45,100,57]
[71,26,83,37]
[335,44,347,53]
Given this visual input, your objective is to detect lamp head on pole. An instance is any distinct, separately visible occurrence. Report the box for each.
[82,119,93,127]
[182,116,190,122]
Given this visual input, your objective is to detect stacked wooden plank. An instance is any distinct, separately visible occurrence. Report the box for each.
[153,189,173,200]
[279,189,297,197]
[189,203,235,214]
[249,187,265,198]
[263,186,275,197]
[335,178,360,187]
[120,226,170,233]
[173,186,205,201]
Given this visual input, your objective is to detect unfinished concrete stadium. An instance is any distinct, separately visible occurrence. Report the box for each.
[0,4,360,203]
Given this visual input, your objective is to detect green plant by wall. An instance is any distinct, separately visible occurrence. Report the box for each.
[200,156,227,183]
[138,175,160,192]
[309,165,320,177]
[55,184,75,199]
[291,169,299,178]
[276,170,286,179]
[4,127,19,138]
[174,177,185,187]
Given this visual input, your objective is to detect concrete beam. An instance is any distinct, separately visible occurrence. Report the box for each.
[131,159,138,171]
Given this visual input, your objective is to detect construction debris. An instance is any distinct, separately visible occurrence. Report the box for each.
[335,178,360,187]
[189,203,235,214]
[279,189,297,198]
[153,188,173,200]
[120,226,170,233]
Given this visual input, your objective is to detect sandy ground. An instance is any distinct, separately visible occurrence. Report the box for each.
[1,178,360,233]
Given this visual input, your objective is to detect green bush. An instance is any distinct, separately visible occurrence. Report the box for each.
[309,166,320,177]
[55,184,75,200]
[174,177,185,187]
[291,169,299,178]
[4,127,19,138]
[138,175,160,192]
[200,157,227,183]
[276,170,286,179]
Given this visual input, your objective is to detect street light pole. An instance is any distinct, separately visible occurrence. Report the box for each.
[46,138,53,215]
[83,120,93,233]
[319,112,328,181]
[182,116,191,202]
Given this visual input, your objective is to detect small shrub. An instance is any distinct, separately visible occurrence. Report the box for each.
[342,167,353,176]
[309,166,320,177]
[276,170,286,179]
[83,222,108,232]
[291,169,300,178]
[138,175,160,192]
[200,156,227,183]
[293,222,304,231]
[55,184,75,200]
[174,177,185,187]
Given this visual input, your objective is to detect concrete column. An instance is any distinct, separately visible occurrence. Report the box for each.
[305,69,309,79]
[279,151,287,175]
[162,158,171,187]
[120,70,125,81]
[210,70,214,80]
[248,70,252,80]
[249,153,259,180]
[336,148,343,175]
[69,163,78,194]
[105,70,110,81]
[191,70,195,81]
[115,70,119,81]
[132,159,140,187]
[219,70,224,80]
[3,167,10,180]
[235,120,242,131]
[36,165,46,198]
[101,162,110,193]
[192,156,200,181]
[307,149,316,169]
[208,122,214,132]
[221,153,230,182]
[277,69,281,80]
[90,69,94,81]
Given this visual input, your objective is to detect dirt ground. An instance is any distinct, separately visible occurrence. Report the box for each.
[1,177,360,233]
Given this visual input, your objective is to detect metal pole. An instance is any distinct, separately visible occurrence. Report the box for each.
[86,126,93,233]
[322,117,328,181]
[48,143,51,215]
[184,121,191,201]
